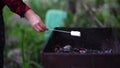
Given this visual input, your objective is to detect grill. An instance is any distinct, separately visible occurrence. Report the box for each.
[41,27,120,68]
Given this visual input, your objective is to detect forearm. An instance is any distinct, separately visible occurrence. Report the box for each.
[24,9,40,25]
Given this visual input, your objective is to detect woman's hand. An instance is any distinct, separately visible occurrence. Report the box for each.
[24,9,48,32]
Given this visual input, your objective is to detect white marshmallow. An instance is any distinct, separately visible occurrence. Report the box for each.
[70,31,81,37]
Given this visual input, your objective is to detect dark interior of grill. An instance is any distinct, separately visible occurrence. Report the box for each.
[43,27,120,54]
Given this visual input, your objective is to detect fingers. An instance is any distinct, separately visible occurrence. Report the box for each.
[38,22,48,30]
[33,24,42,32]
[32,21,48,32]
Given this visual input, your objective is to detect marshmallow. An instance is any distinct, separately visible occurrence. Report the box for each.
[70,31,81,37]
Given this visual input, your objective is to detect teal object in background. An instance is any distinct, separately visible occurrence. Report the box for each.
[44,9,67,40]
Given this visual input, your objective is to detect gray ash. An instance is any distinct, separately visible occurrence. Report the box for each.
[54,45,113,54]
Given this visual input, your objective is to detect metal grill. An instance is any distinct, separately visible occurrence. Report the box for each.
[41,27,120,68]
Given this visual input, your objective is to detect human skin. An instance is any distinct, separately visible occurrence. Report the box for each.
[24,9,48,32]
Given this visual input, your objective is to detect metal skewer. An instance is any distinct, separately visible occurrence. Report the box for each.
[49,29,81,37]
[49,29,70,33]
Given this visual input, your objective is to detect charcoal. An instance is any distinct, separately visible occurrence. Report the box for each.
[54,45,113,54]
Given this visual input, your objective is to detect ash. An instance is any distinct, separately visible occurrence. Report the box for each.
[55,45,113,54]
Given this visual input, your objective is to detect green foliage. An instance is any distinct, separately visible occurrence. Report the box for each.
[3,0,120,68]
[3,5,44,68]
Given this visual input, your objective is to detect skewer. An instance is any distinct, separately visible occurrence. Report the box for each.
[49,29,70,33]
[49,29,81,37]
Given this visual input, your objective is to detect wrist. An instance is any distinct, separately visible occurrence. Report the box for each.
[25,9,35,19]
[24,9,40,24]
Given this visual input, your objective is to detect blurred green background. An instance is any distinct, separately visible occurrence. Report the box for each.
[3,0,120,68]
